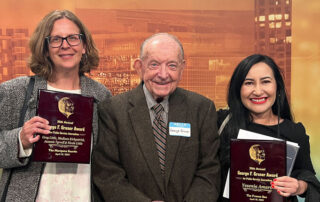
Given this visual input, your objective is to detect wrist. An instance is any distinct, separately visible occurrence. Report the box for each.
[296,180,308,195]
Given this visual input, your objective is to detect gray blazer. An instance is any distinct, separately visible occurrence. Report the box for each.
[93,84,221,202]
[0,75,111,202]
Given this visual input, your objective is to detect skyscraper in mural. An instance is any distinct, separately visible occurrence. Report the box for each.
[0,28,30,82]
[254,0,292,99]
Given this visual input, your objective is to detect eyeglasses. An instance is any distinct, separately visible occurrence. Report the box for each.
[46,34,83,48]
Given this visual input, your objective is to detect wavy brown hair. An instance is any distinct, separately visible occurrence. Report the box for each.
[28,10,99,80]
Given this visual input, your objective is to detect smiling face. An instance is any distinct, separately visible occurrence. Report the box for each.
[240,62,277,119]
[48,18,85,74]
[134,35,185,100]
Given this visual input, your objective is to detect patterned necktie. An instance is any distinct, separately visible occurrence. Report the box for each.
[152,103,167,173]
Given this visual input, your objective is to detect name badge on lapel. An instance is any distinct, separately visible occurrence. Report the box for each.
[169,122,191,137]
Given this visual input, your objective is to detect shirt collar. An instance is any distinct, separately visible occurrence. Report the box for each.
[143,84,169,113]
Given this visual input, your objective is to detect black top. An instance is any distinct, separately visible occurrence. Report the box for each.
[218,109,320,202]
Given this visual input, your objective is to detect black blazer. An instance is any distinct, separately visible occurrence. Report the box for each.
[217,109,320,202]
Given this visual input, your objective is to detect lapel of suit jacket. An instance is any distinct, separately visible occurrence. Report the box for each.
[128,84,166,194]
[29,76,48,113]
[79,75,100,144]
[79,75,91,97]
[165,88,187,187]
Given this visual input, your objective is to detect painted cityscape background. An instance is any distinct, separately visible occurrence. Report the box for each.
[0,1,292,109]
[0,0,319,189]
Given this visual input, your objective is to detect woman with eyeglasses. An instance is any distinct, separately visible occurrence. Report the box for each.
[0,10,111,201]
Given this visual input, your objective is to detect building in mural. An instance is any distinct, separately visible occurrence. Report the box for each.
[254,0,292,99]
[0,28,30,82]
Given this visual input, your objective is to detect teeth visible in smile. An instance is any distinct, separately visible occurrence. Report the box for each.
[252,98,266,102]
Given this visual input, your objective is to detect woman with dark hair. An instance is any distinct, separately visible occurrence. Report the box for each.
[218,54,320,202]
[0,10,111,201]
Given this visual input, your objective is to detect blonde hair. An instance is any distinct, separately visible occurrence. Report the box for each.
[28,10,99,80]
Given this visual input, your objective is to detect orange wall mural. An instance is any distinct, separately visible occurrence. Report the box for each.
[0,0,319,188]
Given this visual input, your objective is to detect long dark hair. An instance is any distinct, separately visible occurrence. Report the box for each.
[227,54,293,137]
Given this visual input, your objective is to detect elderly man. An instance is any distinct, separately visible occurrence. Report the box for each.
[92,33,220,202]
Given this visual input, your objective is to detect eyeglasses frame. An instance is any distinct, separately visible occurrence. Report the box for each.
[46,34,83,48]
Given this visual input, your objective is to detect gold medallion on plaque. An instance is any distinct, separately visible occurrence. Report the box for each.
[58,97,74,118]
[249,144,265,165]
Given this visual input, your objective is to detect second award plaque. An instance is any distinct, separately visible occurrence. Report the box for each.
[33,89,94,164]
[230,139,286,202]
